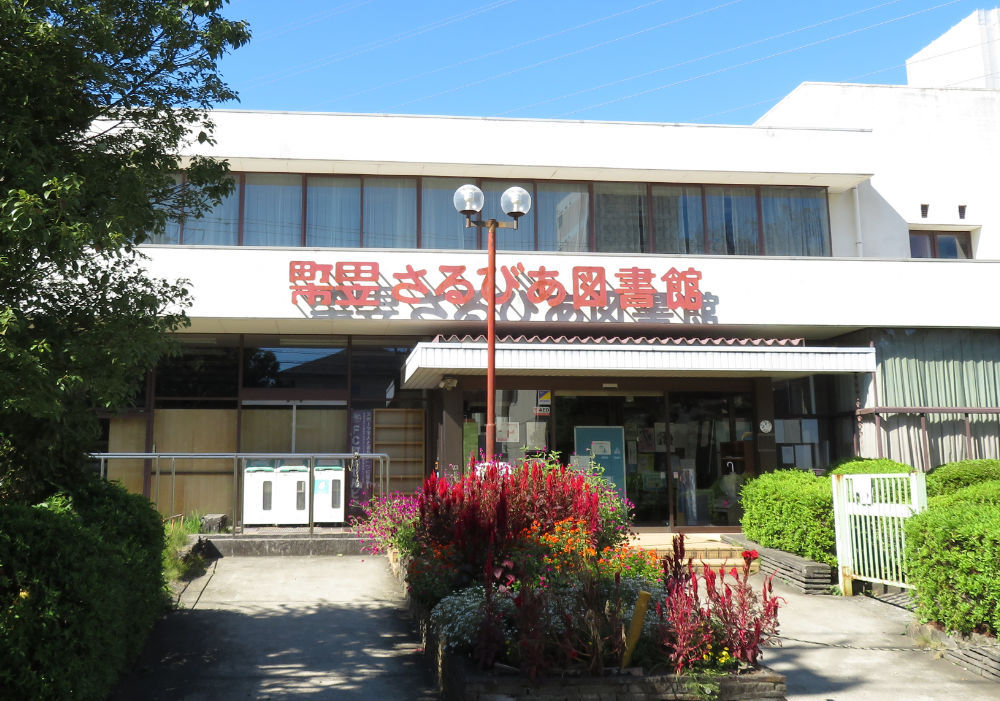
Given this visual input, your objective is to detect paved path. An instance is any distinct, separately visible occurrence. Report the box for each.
[761,575,1000,701]
[114,554,1000,701]
[111,556,436,700]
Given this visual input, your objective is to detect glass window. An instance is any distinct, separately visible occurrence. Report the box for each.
[243,339,348,390]
[306,176,360,247]
[149,219,181,245]
[363,176,416,248]
[909,232,932,258]
[761,186,830,256]
[706,186,759,255]
[594,183,647,253]
[421,177,476,249]
[652,185,704,254]
[155,340,240,397]
[147,175,183,244]
[937,233,971,259]
[909,230,973,259]
[350,339,414,402]
[243,173,302,247]
[482,180,535,251]
[182,177,239,245]
[536,183,589,252]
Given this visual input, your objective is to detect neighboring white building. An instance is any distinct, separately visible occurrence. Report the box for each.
[108,10,1000,529]
[906,7,1000,89]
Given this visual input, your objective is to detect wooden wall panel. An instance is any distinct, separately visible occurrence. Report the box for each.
[241,408,292,452]
[152,473,234,520]
[296,408,348,453]
[107,416,146,494]
[153,409,237,473]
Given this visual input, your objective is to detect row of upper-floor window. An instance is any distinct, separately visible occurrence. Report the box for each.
[150,173,832,257]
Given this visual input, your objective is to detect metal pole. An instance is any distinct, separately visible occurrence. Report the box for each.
[965,413,973,459]
[233,456,239,535]
[920,413,931,471]
[486,218,497,464]
[154,455,161,511]
[308,455,315,536]
[170,457,177,516]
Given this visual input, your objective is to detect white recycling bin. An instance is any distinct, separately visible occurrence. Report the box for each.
[312,461,346,523]
[243,462,278,526]
[271,463,310,525]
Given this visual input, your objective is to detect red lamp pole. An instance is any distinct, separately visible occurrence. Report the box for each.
[485,219,498,464]
[456,184,529,466]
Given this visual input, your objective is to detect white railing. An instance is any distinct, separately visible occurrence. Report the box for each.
[90,452,391,534]
[832,472,927,594]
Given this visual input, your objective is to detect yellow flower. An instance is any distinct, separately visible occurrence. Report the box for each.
[18,590,29,600]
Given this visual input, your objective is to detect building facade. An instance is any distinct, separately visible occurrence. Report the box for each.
[105,12,1000,529]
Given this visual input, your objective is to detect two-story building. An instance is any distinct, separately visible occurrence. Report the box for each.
[105,10,1000,528]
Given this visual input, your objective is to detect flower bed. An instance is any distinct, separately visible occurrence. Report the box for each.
[360,455,787,700]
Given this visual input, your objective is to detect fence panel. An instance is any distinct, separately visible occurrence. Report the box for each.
[832,472,927,595]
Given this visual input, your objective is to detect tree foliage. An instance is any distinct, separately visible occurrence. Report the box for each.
[0,0,250,501]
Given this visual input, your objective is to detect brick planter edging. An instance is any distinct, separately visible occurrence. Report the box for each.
[908,622,1000,681]
[722,535,834,595]
[387,548,787,700]
[436,648,788,701]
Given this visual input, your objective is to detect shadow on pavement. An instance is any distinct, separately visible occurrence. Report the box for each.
[111,599,436,700]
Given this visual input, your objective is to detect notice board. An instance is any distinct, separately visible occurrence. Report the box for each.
[573,425,627,497]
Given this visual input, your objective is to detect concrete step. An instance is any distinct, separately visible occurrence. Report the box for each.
[205,533,365,557]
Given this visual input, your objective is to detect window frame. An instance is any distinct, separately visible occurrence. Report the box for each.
[909,230,973,259]
[156,172,833,257]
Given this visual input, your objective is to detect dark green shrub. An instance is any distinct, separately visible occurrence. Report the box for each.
[905,499,1000,635]
[0,478,166,700]
[827,458,914,475]
[926,459,1000,498]
[740,470,836,566]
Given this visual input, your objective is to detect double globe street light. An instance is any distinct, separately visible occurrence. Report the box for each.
[453,184,532,464]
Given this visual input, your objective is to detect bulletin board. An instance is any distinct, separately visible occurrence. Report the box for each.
[573,425,627,497]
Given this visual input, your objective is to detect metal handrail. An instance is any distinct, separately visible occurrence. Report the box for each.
[90,452,392,535]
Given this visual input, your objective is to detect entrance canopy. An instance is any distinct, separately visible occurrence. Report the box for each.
[402,335,876,389]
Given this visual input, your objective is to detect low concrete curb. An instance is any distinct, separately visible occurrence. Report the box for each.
[204,533,365,556]
[722,534,834,594]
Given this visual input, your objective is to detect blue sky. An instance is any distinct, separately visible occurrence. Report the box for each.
[219,0,979,123]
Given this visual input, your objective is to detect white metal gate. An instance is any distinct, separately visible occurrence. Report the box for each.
[832,472,927,595]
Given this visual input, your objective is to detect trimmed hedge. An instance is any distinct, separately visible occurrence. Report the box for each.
[827,458,915,475]
[926,459,1000,498]
[740,470,836,566]
[928,480,1000,510]
[0,478,166,700]
[905,493,1000,635]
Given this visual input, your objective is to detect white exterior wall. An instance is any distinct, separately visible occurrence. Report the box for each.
[140,246,1000,337]
[906,9,1000,89]
[758,82,1000,259]
[187,111,872,192]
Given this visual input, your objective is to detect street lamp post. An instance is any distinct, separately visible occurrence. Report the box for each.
[453,184,532,464]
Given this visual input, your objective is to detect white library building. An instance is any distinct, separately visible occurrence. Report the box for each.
[106,9,1000,529]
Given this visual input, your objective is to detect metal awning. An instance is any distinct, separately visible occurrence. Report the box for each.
[402,335,875,389]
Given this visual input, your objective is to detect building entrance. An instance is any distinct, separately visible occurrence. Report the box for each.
[553,390,755,529]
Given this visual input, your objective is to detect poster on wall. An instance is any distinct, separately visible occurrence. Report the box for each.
[525,421,547,450]
[654,422,667,452]
[349,409,373,512]
[496,418,519,444]
[638,428,655,452]
[574,426,627,497]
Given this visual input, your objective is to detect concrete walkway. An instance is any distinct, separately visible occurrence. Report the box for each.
[111,556,436,700]
[761,575,1000,701]
[113,554,1000,701]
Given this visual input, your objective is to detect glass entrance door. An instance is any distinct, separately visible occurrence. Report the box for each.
[553,393,669,524]
[668,391,754,527]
